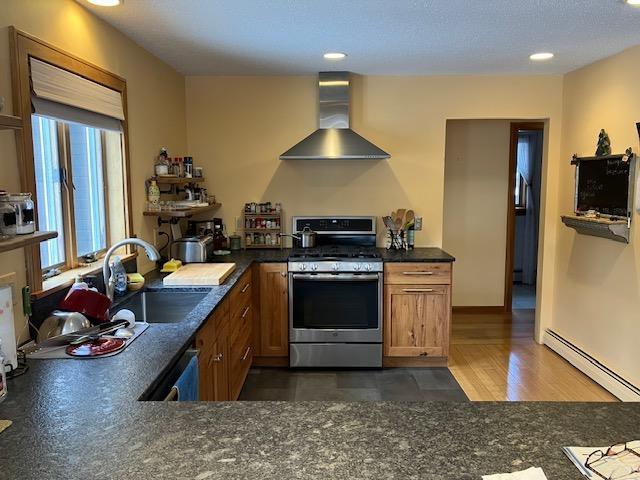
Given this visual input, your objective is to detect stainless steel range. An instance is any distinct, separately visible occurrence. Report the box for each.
[288,216,383,368]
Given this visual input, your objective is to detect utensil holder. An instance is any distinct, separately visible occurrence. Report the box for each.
[386,229,406,250]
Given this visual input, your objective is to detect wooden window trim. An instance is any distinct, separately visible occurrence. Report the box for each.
[9,27,134,294]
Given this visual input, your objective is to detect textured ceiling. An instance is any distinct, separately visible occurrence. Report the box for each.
[82,0,640,75]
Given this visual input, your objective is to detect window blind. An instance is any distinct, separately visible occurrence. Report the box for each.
[30,57,124,131]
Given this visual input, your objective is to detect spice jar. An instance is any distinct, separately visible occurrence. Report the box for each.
[7,193,34,234]
[0,197,17,238]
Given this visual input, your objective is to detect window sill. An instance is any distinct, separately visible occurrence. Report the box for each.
[33,252,137,299]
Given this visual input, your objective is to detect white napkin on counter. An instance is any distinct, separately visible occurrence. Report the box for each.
[482,467,548,480]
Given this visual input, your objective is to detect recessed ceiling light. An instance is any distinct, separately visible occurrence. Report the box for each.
[626,0,640,6]
[88,0,121,6]
[323,52,347,60]
[529,52,554,61]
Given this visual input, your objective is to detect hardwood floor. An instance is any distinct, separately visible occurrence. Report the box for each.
[449,310,618,401]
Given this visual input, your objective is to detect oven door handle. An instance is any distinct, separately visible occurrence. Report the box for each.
[291,273,380,281]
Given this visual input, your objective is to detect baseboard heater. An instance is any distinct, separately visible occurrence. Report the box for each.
[544,329,640,402]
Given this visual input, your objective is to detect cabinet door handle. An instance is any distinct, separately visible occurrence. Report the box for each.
[402,271,434,276]
[280,271,287,277]
[213,353,223,362]
[402,288,434,293]
[241,306,250,319]
[241,346,251,361]
[241,283,250,293]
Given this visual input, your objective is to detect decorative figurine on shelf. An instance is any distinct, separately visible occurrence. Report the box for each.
[595,129,611,157]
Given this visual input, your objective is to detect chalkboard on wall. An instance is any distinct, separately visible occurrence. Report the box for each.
[575,155,632,217]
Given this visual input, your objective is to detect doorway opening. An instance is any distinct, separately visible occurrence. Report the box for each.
[504,123,544,313]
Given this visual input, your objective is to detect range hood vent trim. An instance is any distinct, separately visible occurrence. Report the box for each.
[279,72,390,161]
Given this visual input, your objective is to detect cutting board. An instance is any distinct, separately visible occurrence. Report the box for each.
[163,263,236,286]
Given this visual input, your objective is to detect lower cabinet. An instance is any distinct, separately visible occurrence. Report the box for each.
[257,263,289,357]
[384,285,450,357]
[383,262,452,362]
[196,268,253,401]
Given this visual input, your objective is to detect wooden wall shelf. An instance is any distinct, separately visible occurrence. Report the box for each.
[148,176,205,185]
[143,203,221,218]
[561,214,629,243]
[0,114,23,130]
[0,231,57,254]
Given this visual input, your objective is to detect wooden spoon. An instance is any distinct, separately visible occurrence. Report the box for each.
[397,208,406,223]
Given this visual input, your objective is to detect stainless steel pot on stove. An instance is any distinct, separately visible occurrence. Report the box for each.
[280,226,317,248]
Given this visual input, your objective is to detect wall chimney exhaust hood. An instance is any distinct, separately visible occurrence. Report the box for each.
[279,72,390,160]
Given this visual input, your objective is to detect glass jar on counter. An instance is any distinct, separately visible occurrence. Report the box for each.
[7,193,35,234]
[0,197,17,239]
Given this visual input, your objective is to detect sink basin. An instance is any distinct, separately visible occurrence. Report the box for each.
[113,291,209,324]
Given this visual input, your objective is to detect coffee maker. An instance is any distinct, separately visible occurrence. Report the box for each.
[212,218,228,250]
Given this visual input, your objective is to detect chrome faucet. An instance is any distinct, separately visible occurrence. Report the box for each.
[103,238,160,301]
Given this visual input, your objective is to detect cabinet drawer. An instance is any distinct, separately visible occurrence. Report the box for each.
[229,269,252,318]
[384,263,451,285]
[230,300,252,346]
[229,323,253,400]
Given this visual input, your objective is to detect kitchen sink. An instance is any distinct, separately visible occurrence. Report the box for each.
[113,291,209,324]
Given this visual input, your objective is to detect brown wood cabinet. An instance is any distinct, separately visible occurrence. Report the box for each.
[196,301,230,401]
[195,268,254,401]
[383,263,452,364]
[257,263,289,357]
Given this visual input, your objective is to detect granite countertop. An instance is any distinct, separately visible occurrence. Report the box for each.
[9,246,637,480]
[2,400,639,479]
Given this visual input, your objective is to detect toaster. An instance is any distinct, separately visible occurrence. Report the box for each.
[171,235,214,263]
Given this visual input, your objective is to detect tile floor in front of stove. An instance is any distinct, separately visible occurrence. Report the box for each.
[238,367,469,401]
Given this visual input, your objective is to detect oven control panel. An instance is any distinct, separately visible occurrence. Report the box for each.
[288,261,383,273]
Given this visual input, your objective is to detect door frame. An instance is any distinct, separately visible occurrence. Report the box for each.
[504,122,545,313]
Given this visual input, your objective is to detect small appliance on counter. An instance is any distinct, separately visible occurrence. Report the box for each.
[171,235,214,263]
[212,218,228,251]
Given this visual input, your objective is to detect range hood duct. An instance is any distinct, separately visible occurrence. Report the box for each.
[279,72,390,160]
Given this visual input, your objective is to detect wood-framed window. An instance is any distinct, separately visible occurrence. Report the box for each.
[9,28,134,294]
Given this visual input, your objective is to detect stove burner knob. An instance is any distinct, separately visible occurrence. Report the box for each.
[353,263,361,271]
[300,264,307,271]
[311,263,318,271]
[332,263,339,271]
[365,263,372,271]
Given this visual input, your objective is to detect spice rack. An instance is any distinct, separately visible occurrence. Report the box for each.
[242,203,283,249]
